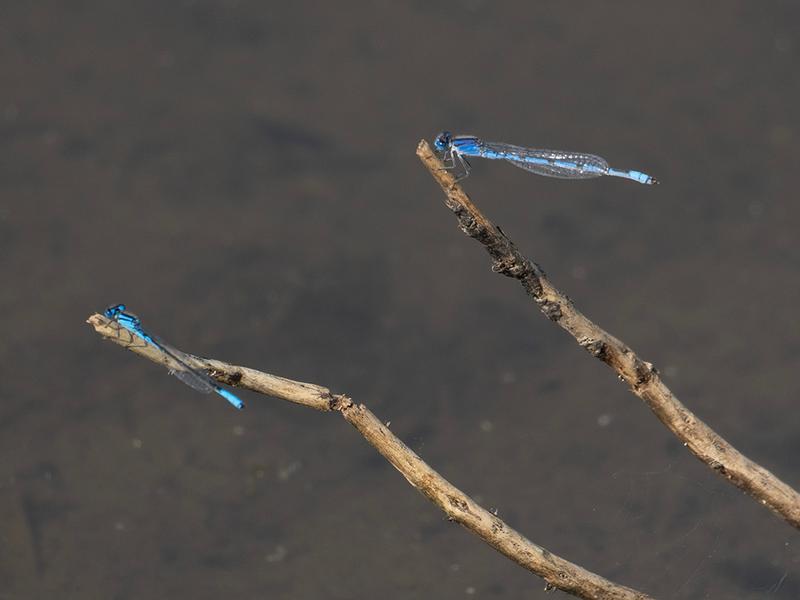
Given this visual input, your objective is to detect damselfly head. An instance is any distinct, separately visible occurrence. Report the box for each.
[104,303,126,318]
[434,131,452,153]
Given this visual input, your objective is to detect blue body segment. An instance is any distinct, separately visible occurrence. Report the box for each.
[434,131,658,185]
[103,304,244,410]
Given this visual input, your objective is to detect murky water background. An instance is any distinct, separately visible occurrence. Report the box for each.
[1,2,799,598]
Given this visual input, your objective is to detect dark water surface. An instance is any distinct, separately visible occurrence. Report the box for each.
[2,2,799,598]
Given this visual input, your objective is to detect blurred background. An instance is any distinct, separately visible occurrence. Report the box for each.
[2,1,799,598]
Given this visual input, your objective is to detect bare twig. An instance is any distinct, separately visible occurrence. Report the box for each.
[416,139,800,530]
[88,314,654,600]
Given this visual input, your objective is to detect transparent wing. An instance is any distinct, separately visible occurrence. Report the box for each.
[147,335,216,395]
[170,363,216,394]
[506,158,605,179]
[481,141,609,180]
[144,332,244,409]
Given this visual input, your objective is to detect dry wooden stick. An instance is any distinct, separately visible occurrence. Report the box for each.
[88,313,654,600]
[416,139,800,530]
